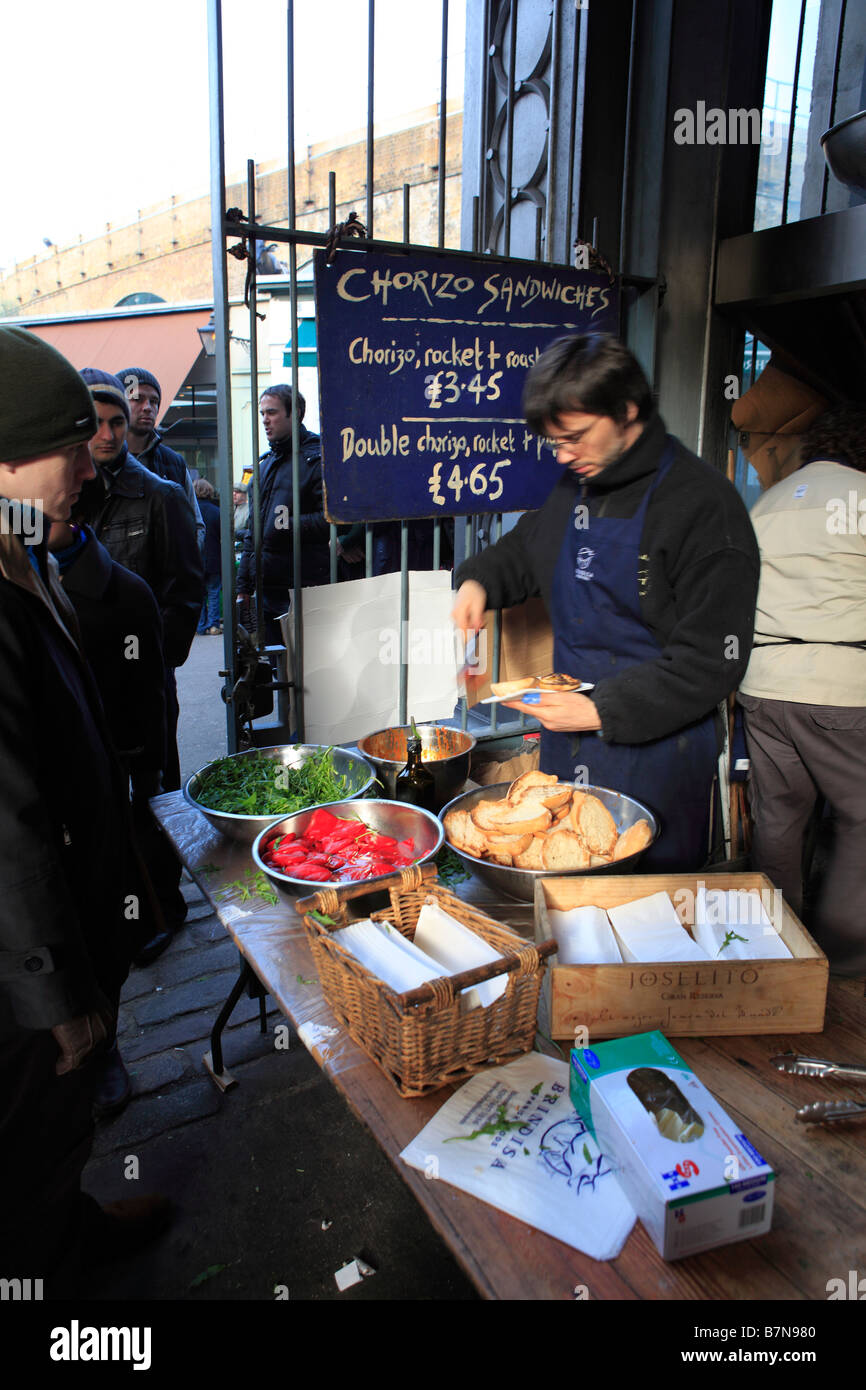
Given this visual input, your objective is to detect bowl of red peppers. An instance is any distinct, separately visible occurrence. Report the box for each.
[251,798,445,896]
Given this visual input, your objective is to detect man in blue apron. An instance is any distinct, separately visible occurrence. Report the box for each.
[453,333,760,870]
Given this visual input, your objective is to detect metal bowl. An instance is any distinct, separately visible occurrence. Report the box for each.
[252,798,445,897]
[356,724,476,811]
[438,781,659,902]
[820,109,866,197]
[184,743,376,844]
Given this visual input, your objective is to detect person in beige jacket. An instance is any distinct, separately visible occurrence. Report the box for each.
[738,407,866,975]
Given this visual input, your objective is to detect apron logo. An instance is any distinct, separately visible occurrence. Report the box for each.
[575,546,595,581]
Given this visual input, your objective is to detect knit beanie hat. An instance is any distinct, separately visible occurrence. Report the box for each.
[0,327,96,462]
[115,366,161,404]
[80,367,131,422]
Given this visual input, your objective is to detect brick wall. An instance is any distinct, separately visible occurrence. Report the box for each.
[1,110,463,316]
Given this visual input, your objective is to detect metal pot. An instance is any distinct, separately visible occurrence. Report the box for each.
[357,724,475,811]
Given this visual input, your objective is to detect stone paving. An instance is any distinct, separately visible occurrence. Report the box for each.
[80,872,477,1302]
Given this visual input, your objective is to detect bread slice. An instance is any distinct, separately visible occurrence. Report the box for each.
[482,831,533,855]
[534,672,583,692]
[612,818,653,862]
[541,829,591,871]
[471,799,552,836]
[576,795,619,856]
[511,782,573,811]
[490,677,535,698]
[513,836,547,870]
[506,770,558,800]
[568,790,589,833]
[443,809,488,859]
[484,847,514,866]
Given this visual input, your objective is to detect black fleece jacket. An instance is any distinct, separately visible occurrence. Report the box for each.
[456,412,760,745]
[237,427,330,595]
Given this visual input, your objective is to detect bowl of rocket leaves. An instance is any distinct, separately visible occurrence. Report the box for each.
[184,744,377,844]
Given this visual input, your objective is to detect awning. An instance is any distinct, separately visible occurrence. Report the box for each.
[27,308,213,426]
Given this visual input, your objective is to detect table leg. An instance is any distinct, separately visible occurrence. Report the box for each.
[203,956,269,1093]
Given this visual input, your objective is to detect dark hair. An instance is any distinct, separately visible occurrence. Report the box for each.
[522,333,654,433]
[801,406,866,473]
[260,382,306,422]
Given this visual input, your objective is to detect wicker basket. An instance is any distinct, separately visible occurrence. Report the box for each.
[295,863,556,1097]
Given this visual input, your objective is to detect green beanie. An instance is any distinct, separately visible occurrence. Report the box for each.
[0,327,96,462]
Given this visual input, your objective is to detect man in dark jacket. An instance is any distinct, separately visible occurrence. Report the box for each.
[453,333,760,870]
[73,368,203,954]
[0,328,169,1281]
[117,364,205,549]
[237,384,329,643]
[48,516,168,1113]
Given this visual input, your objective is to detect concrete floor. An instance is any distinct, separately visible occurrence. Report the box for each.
[78,633,479,1302]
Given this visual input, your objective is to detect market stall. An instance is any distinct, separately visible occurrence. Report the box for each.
[150,731,866,1303]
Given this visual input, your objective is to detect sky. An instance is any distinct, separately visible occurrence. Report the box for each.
[0,0,465,272]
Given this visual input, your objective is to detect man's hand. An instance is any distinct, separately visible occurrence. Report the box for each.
[502,691,603,733]
[51,1010,112,1076]
[452,580,488,634]
[336,541,365,565]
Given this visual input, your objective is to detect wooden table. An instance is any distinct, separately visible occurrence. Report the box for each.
[153,791,866,1303]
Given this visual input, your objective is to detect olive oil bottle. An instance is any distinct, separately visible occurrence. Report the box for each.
[395,721,436,812]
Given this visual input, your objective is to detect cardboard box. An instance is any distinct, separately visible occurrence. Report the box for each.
[569,1030,775,1259]
[535,873,827,1041]
[465,597,554,704]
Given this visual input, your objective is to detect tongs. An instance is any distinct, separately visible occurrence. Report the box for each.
[795,1099,866,1125]
[771,1053,866,1081]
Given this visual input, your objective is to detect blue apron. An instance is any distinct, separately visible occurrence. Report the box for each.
[543,441,718,870]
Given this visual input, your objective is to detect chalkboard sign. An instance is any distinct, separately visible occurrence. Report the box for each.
[314,248,620,522]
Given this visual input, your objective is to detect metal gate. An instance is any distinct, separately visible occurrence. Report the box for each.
[206,0,589,751]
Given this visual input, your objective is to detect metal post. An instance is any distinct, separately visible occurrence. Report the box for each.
[206,0,238,753]
[781,0,808,226]
[546,0,561,262]
[288,0,304,739]
[399,522,409,724]
[246,160,264,648]
[503,0,518,257]
[367,0,375,238]
[438,0,449,249]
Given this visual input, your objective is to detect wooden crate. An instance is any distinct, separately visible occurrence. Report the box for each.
[534,873,828,1042]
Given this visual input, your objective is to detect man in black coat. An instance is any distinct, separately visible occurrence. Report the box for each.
[237,384,329,644]
[73,368,203,956]
[116,364,205,549]
[48,517,168,1113]
[0,328,170,1281]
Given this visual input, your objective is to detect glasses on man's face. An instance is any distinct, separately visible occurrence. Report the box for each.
[541,418,602,457]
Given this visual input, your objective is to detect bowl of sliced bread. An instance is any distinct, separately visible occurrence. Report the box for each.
[440,772,658,901]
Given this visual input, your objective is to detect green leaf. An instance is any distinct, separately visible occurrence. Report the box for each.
[716,929,749,956]
[530,1081,543,1095]
[444,1103,526,1143]
[308,909,336,926]
[583,1142,592,1165]
[296,974,316,985]
[192,747,354,818]
[434,845,470,886]
[188,1264,227,1290]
